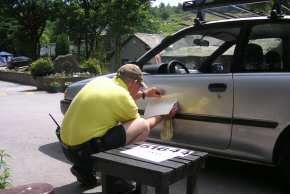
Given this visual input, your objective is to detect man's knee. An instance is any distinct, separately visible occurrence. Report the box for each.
[124,118,150,144]
[135,118,150,133]
[123,118,150,134]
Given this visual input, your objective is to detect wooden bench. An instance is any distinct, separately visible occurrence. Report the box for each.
[0,183,55,194]
[93,142,207,194]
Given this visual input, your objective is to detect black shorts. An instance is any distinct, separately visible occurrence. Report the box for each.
[100,124,126,150]
[61,125,126,171]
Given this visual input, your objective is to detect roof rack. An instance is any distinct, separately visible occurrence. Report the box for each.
[182,0,287,23]
[183,0,270,10]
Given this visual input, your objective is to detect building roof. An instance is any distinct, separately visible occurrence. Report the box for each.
[134,33,164,48]
[108,33,164,61]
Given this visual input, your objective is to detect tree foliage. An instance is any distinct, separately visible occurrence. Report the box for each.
[55,33,70,56]
[1,0,290,68]
[0,0,56,59]
[54,0,110,60]
[106,0,154,69]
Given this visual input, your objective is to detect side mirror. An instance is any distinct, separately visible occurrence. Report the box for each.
[212,63,225,73]
[193,39,209,46]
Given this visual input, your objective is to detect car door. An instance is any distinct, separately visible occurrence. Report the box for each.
[144,73,233,149]
[232,22,290,161]
[139,28,239,149]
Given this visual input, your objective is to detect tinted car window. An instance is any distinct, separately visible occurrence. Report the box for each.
[241,23,290,72]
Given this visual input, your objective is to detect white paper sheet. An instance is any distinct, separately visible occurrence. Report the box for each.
[121,143,193,163]
[144,96,177,118]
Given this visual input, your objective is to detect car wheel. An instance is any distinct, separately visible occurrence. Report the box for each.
[278,141,290,191]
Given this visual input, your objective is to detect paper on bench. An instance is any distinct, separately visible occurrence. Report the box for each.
[144,95,177,118]
[121,143,193,163]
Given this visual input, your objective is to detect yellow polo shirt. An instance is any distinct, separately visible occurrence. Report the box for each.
[60,76,140,146]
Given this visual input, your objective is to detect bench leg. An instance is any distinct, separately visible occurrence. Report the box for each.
[186,175,198,194]
[135,183,142,194]
[155,183,169,194]
[136,183,148,194]
[101,174,116,194]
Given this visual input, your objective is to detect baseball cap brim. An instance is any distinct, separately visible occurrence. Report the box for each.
[140,81,148,89]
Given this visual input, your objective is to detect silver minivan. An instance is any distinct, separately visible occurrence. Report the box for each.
[60,0,290,184]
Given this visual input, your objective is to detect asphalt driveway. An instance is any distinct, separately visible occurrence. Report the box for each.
[0,81,101,194]
[0,80,285,194]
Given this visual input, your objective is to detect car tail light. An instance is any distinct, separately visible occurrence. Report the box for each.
[63,88,68,98]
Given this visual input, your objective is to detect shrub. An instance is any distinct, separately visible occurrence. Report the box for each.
[48,81,62,93]
[0,150,11,189]
[80,58,103,74]
[31,57,54,78]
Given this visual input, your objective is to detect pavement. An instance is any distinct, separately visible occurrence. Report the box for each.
[0,81,101,194]
[0,81,188,194]
[0,80,286,194]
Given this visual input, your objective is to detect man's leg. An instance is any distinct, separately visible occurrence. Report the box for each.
[122,118,150,144]
[61,147,100,187]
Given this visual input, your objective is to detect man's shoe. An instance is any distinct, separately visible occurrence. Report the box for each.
[70,167,101,188]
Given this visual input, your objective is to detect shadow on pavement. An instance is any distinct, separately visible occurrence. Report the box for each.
[19,88,38,92]
[197,157,285,194]
[54,182,101,194]
[39,142,70,164]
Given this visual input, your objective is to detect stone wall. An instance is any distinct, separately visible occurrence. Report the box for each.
[0,71,37,86]
[0,70,93,92]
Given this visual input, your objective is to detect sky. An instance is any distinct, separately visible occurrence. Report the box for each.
[151,0,185,7]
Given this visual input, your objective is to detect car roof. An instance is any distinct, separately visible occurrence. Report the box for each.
[182,0,289,21]
[136,0,290,68]
[136,15,290,67]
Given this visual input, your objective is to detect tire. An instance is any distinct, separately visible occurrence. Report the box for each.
[278,141,290,191]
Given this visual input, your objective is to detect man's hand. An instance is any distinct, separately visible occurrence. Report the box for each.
[163,102,179,119]
[145,87,165,98]
[147,102,179,129]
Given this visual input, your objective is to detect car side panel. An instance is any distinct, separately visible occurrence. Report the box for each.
[139,73,234,149]
[232,73,290,162]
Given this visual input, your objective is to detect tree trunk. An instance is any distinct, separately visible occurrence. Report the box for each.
[31,35,38,60]
[90,33,96,58]
[85,32,89,59]
[77,34,81,59]
[114,35,121,71]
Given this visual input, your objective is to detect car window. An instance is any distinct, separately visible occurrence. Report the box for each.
[144,27,239,74]
[241,23,290,72]
[162,35,224,69]
[209,44,235,73]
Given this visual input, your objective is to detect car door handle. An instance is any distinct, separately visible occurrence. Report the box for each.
[208,83,227,92]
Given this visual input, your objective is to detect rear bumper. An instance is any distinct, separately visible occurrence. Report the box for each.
[60,99,71,114]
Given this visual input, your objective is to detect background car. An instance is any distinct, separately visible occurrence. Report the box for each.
[7,56,32,69]
[60,0,290,185]
[0,51,13,67]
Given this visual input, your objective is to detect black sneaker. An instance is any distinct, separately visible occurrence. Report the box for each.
[70,167,101,188]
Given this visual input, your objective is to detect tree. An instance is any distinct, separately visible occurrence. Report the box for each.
[0,17,18,53]
[40,21,57,44]
[0,0,55,59]
[55,33,70,56]
[0,4,19,53]
[55,0,109,59]
[107,0,153,70]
